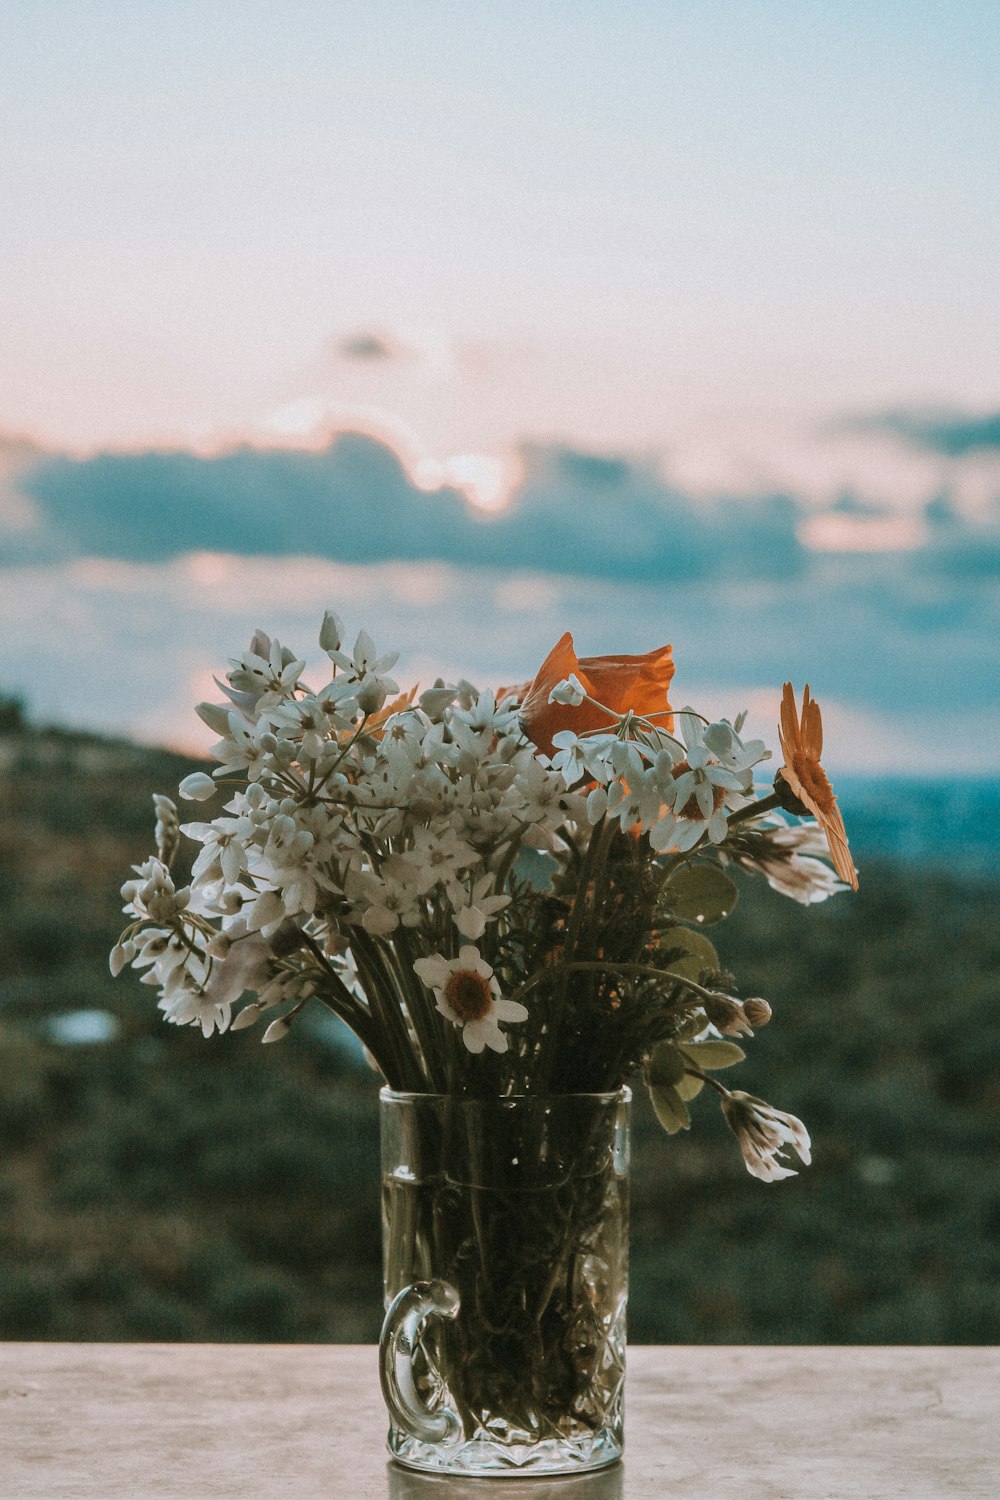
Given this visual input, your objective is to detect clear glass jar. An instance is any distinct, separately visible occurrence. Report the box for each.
[379,1088,630,1476]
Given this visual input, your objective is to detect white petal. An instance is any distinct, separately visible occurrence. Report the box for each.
[494,999,529,1023]
[413,954,450,988]
[460,1023,487,1054]
[454,906,487,940]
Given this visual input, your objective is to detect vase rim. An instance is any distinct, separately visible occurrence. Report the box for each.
[379,1085,632,1104]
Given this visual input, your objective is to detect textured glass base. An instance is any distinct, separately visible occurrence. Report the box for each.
[380,1091,630,1479]
[388,1425,624,1476]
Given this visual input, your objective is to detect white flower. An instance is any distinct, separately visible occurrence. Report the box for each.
[736,823,849,904]
[451,688,521,739]
[379,710,426,779]
[549,729,604,788]
[653,711,750,849]
[209,715,275,782]
[449,873,511,940]
[326,628,399,684]
[548,674,587,707]
[701,720,770,784]
[347,870,422,936]
[227,634,305,710]
[243,889,288,939]
[182,816,253,886]
[389,826,477,897]
[412,946,528,1054]
[721,1091,812,1182]
[120,858,189,922]
[199,931,274,1009]
[160,985,233,1039]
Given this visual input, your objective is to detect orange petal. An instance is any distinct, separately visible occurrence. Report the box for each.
[519,633,674,756]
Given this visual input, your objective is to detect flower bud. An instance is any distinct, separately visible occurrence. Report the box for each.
[703,992,754,1037]
[261,1016,291,1044]
[319,610,345,653]
[356,675,388,715]
[231,1002,263,1031]
[548,674,586,707]
[109,940,135,977]
[178,772,218,801]
[195,701,232,735]
[743,997,773,1028]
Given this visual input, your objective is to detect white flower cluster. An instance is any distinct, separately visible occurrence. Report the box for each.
[114,617,587,1043]
[547,689,771,854]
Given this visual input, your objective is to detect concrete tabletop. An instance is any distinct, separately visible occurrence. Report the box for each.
[1,1343,997,1499]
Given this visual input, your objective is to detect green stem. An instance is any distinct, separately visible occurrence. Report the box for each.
[727,791,782,826]
[509,956,718,1012]
[351,928,424,1091]
[536,818,613,1094]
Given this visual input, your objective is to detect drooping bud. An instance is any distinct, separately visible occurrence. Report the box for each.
[109,940,136,977]
[231,1002,264,1032]
[702,992,754,1037]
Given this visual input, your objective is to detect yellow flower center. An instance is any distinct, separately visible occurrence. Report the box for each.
[445,968,493,1023]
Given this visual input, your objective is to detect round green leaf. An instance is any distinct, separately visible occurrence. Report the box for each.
[661,863,738,926]
[679,1039,747,1071]
[674,1071,706,1102]
[648,1082,691,1134]
[647,1040,686,1088]
[659,926,720,983]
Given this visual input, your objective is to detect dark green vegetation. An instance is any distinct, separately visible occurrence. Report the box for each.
[1,714,997,1343]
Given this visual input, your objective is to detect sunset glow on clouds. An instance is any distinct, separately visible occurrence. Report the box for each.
[2,3,998,770]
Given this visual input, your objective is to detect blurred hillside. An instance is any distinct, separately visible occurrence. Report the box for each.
[0,708,998,1344]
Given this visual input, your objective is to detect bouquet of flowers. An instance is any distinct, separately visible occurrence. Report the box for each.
[113,614,855,1176]
[112,614,856,1463]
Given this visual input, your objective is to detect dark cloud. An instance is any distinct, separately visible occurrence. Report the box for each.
[13,433,806,583]
[858,409,1000,457]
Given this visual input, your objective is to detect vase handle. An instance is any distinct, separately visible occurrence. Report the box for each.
[379,1279,462,1445]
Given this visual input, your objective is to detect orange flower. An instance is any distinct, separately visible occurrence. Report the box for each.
[517,631,675,757]
[777,683,858,890]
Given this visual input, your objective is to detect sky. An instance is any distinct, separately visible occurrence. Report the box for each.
[1,2,998,771]
[3,2,998,457]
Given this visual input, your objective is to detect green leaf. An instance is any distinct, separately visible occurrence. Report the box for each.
[659,926,720,983]
[661,863,738,926]
[648,1081,691,1134]
[674,1071,706,1102]
[647,1040,686,1088]
[650,1039,709,1102]
[679,1039,747,1071]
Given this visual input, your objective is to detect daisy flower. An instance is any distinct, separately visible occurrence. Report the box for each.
[776,683,858,890]
[413,946,528,1054]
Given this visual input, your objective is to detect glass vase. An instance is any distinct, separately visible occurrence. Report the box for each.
[379,1087,630,1476]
